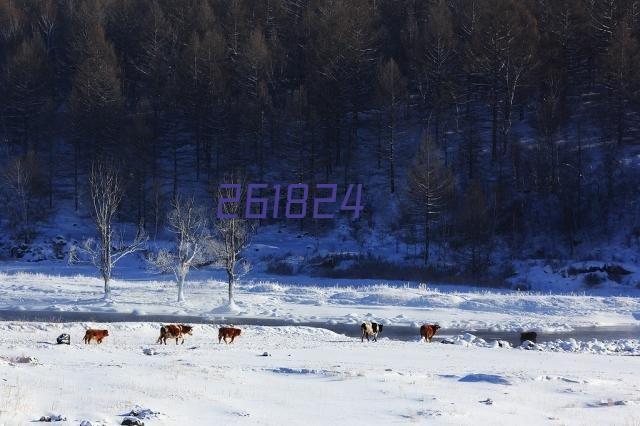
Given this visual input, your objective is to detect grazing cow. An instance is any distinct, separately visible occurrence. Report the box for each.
[520,331,537,344]
[218,327,242,344]
[361,322,383,342]
[419,324,441,342]
[83,329,109,344]
[156,324,193,345]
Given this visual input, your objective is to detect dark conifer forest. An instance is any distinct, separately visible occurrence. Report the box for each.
[2,0,640,279]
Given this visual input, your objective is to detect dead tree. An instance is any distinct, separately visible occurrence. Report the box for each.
[84,161,146,300]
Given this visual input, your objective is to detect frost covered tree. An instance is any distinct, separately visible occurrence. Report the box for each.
[212,181,254,309]
[84,161,146,300]
[149,196,212,303]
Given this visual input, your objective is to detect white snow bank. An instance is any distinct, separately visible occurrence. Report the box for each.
[531,338,640,355]
[0,271,639,332]
[443,332,640,355]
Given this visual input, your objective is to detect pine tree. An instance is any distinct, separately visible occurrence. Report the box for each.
[408,133,453,265]
[69,22,123,210]
[377,58,406,194]
[4,35,51,150]
[458,180,491,278]
[601,19,639,146]
[414,0,457,150]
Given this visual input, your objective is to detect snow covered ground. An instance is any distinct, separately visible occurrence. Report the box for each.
[1,322,639,425]
[0,266,639,333]
[1,260,640,424]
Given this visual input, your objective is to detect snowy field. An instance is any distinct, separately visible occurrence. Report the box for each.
[0,267,639,333]
[1,322,640,426]
[1,264,640,425]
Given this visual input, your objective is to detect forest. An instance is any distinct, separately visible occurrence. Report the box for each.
[1,0,640,279]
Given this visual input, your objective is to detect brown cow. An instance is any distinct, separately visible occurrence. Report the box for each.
[156,324,193,345]
[84,329,109,344]
[420,324,441,342]
[218,327,242,344]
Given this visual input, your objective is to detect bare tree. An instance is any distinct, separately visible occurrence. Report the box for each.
[2,151,47,243]
[3,156,32,241]
[470,0,538,161]
[212,181,254,308]
[149,196,211,302]
[84,161,146,300]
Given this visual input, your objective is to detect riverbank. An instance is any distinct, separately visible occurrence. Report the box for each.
[1,270,639,334]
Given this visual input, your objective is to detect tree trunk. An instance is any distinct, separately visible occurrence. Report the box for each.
[103,276,111,300]
[173,136,178,201]
[196,125,201,181]
[424,212,430,265]
[205,134,212,183]
[102,226,112,300]
[389,106,396,194]
[74,144,79,212]
[310,125,316,181]
[48,140,54,209]
[491,90,498,162]
[501,91,512,155]
[177,274,185,303]
[259,109,265,179]
[227,271,234,304]
[334,112,341,166]
[617,94,624,146]
[377,110,382,169]
[215,132,221,183]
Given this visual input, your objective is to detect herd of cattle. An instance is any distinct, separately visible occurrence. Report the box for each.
[360,322,441,342]
[76,322,538,346]
[360,323,538,345]
[79,324,242,345]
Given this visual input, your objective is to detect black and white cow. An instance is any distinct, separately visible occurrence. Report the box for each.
[361,322,383,342]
